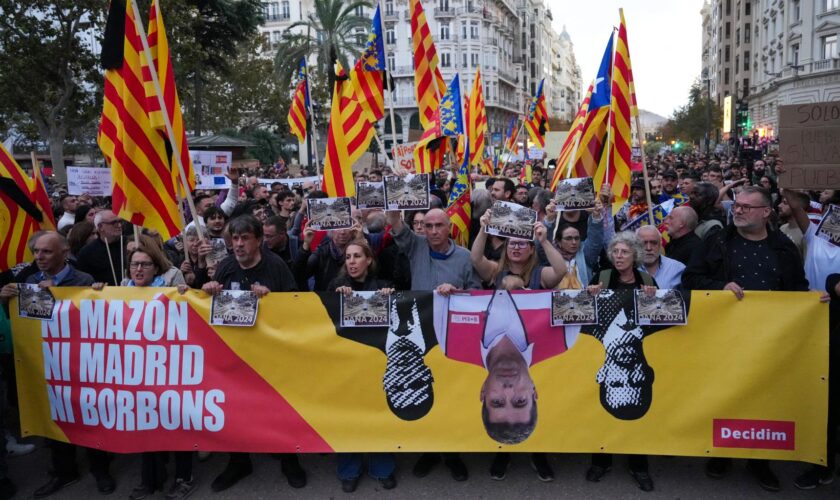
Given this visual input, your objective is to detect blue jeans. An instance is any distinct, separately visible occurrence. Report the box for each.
[337,453,395,480]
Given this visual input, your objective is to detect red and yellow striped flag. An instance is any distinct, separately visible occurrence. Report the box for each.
[467,68,491,176]
[447,138,471,247]
[323,62,376,197]
[0,144,51,270]
[409,0,446,131]
[596,9,634,207]
[98,0,182,240]
[145,0,194,196]
[288,79,308,143]
[550,81,594,190]
[350,5,386,123]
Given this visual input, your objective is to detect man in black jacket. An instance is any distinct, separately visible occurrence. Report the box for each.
[195,216,304,492]
[663,205,701,265]
[682,186,808,492]
[76,210,126,286]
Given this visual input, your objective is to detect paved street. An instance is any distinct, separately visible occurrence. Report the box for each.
[7,442,838,499]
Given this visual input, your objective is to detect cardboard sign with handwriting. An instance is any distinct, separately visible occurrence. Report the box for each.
[778,102,840,189]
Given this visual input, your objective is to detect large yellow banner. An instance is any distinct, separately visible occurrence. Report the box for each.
[11,288,828,464]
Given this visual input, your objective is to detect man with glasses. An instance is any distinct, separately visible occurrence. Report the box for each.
[682,186,808,492]
[76,210,126,286]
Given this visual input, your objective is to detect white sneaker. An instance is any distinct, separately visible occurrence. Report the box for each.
[6,434,35,457]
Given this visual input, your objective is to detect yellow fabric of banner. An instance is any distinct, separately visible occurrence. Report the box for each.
[11,288,827,463]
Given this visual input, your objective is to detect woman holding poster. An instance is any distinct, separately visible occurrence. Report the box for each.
[93,246,195,499]
[470,210,567,290]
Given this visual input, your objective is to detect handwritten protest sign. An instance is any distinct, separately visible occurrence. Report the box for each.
[778,102,840,189]
[67,167,112,196]
[392,142,418,173]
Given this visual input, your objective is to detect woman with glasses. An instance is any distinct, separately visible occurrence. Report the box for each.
[544,197,610,290]
[91,244,195,499]
[471,209,567,290]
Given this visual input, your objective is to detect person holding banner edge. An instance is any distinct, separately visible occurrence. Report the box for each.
[193,215,306,492]
[0,232,115,497]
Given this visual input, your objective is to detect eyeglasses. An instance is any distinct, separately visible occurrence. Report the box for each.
[129,262,154,269]
[733,203,769,212]
[507,241,532,249]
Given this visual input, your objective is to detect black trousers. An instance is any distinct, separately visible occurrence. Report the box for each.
[592,453,648,472]
[140,451,192,488]
[50,440,110,479]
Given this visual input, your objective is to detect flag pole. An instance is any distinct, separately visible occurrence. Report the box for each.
[303,57,322,178]
[378,0,400,162]
[496,117,515,175]
[129,0,204,242]
[604,27,617,192]
[635,115,655,225]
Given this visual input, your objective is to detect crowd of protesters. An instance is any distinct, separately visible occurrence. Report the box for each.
[0,147,837,498]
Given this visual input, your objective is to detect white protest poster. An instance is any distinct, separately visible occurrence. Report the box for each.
[257,176,322,191]
[392,142,419,173]
[191,150,232,190]
[67,167,112,196]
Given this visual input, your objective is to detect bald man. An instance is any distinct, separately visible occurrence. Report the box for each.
[386,208,480,293]
[663,206,701,265]
[76,210,126,286]
[0,233,115,496]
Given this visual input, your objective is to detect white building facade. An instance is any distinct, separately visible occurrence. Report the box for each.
[260,0,581,150]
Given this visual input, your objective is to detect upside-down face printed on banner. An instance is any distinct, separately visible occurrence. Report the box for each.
[11,288,828,463]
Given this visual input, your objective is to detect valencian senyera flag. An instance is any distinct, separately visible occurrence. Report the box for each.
[98,0,184,240]
[596,9,635,208]
[350,5,386,122]
[0,144,54,271]
[447,134,471,247]
[524,78,549,149]
[413,74,462,173]
[145,0,194,198]
[288,59,309,144]
[323,61,376,197]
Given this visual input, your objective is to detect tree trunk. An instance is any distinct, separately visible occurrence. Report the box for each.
[48,132,67,185]
[193,71,203,136]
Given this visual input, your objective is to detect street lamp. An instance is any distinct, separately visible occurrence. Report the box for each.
[701,68,711,154]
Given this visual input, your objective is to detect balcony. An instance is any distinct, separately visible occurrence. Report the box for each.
[392,65,414,76]
[434,7,454,17]
[812,58,840,72]
[384,95,418,107]
[264,13,290,22]
[382,10,398,21]
[484,37,498,47]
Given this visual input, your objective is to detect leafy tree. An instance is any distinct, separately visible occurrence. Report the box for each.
[658,79,722,147]
[273,0,370,92]
[0,0,105,182]
[146,0,264,135]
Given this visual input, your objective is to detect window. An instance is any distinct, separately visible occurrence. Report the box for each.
[742,78,749,97]
[388,54,394,72]
[461,21,467,39]
[826,0,840,13]
[471,53,479,67]
[386,28,395,45]
[724,67,730,85]
[744,23,750,43]
[791,43,800,66]
[281,0,289,18]
[725,22,730,39]
[385,1,394,15]
[440,24,450,40]
[439,0,449,10]
[354,5,364,16]
[725,0,731,15]
[744,1,750,15]
[441,52,451,67]
[470,21,479,39]
[736,28,740,45]
[725,45,730,62]
[735,54,740,74]
[822,34,838,59]
[462,53,467,68]
[793,0,800,21]
[743,51,750,71]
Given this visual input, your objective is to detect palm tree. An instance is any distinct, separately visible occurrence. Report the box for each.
[274,0,372,92]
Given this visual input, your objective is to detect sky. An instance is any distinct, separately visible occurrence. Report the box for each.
[549,0,705,118]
